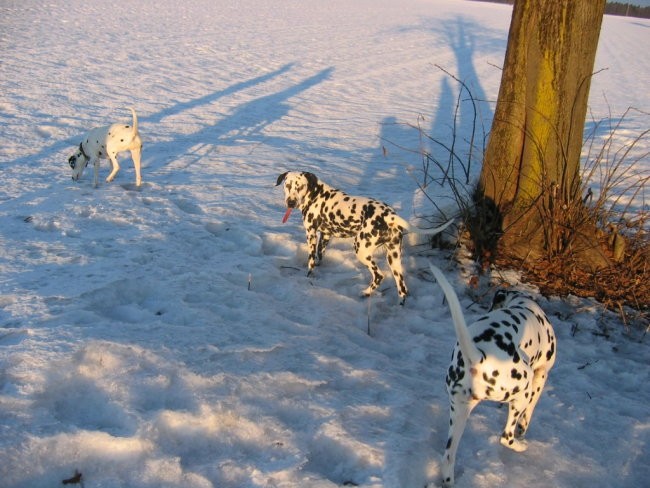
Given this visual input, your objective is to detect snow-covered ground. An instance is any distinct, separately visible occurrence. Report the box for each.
[1,1,648,487]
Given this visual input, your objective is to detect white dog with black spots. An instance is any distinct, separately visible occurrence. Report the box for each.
[428,264,556,487]
[68,107,143,187]
[276,171,453,304]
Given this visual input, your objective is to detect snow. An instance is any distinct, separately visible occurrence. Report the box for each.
[0,1,648,487]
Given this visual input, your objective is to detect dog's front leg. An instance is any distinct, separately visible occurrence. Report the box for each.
[305,229,320,275]
[92,159,100,188]
[106,154,121,183]
[317,233,331,263]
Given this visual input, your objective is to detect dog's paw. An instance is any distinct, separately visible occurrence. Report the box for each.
[500,435,528,452]
[360,287,374,298]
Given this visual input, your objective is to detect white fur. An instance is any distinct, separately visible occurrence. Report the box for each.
[68,107,143,187]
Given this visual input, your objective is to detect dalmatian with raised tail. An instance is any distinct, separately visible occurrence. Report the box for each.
[428,264,556,487]
[68,107,143,187]
[276,171,453,304]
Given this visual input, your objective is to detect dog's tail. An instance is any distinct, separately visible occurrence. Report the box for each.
[389,215,454,236]
[128,106,138,140]
[408,217,454,236]
[429,264,483,365]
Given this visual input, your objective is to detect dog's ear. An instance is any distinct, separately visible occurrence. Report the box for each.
[489,289,509,311]
[276,172,288,186]
[303,172,318,191]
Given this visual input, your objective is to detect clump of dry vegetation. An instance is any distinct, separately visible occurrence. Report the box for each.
[404,83,648,324]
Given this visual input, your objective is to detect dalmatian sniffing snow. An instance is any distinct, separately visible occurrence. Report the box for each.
[428,264,556,487]
[276,171,453,304]
[68,107,143,187]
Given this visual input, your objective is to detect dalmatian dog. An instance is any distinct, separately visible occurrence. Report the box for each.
[68,107,143,187]
[275,171,453,304]
[428,264,556,487]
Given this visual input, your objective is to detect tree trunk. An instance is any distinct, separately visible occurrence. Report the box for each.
[477,0,607,267]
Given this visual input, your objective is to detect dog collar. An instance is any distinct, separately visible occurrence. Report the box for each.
[79,142,89,159]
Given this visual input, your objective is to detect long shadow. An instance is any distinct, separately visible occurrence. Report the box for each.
[373,15,504,487]
[3,63,296,170]
[429,16,496,186]
[364,17,500,221]
[147,66,336,179]
[145,63,295,125]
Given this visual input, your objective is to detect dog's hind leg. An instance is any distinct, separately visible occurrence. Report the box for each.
[516,367,549,438]
[130,143,142,186]
[500,394,530,452]
[385,237,408,303]
[441,398,477,488]
[355,239,383,297]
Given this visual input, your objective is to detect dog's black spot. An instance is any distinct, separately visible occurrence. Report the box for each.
[482,372,496,386]
[546,342,555,360]
[474,328,495,343]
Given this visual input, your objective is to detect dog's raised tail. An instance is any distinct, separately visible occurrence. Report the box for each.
[429,264,483,365]
[127,106,138,139]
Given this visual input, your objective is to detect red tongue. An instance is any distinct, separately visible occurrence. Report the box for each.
[282,207,293,223]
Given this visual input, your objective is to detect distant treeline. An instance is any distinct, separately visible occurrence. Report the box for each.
[469,1,650,20]
[605,2,650,18]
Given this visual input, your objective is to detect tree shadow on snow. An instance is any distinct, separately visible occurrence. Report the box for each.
[368,15,502,487]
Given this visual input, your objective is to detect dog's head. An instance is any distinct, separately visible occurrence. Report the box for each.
[68,143,89,181]
[490,289,532,311]
[275,171,318,209]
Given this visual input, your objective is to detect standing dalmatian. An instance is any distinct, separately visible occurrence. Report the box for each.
[428,264,556,487]
[68,107,143,187]
[276,171,453,304]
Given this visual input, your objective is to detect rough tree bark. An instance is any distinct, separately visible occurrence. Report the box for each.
[477,0,607,268]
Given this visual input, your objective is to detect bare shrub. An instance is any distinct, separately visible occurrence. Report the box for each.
[396,68,649,318]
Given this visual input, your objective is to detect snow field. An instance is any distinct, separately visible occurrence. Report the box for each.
[1,1,649,487]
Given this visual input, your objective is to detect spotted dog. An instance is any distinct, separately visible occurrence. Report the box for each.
[276,171,453,303]
[68,107,143,187]
[428,264,556,487]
